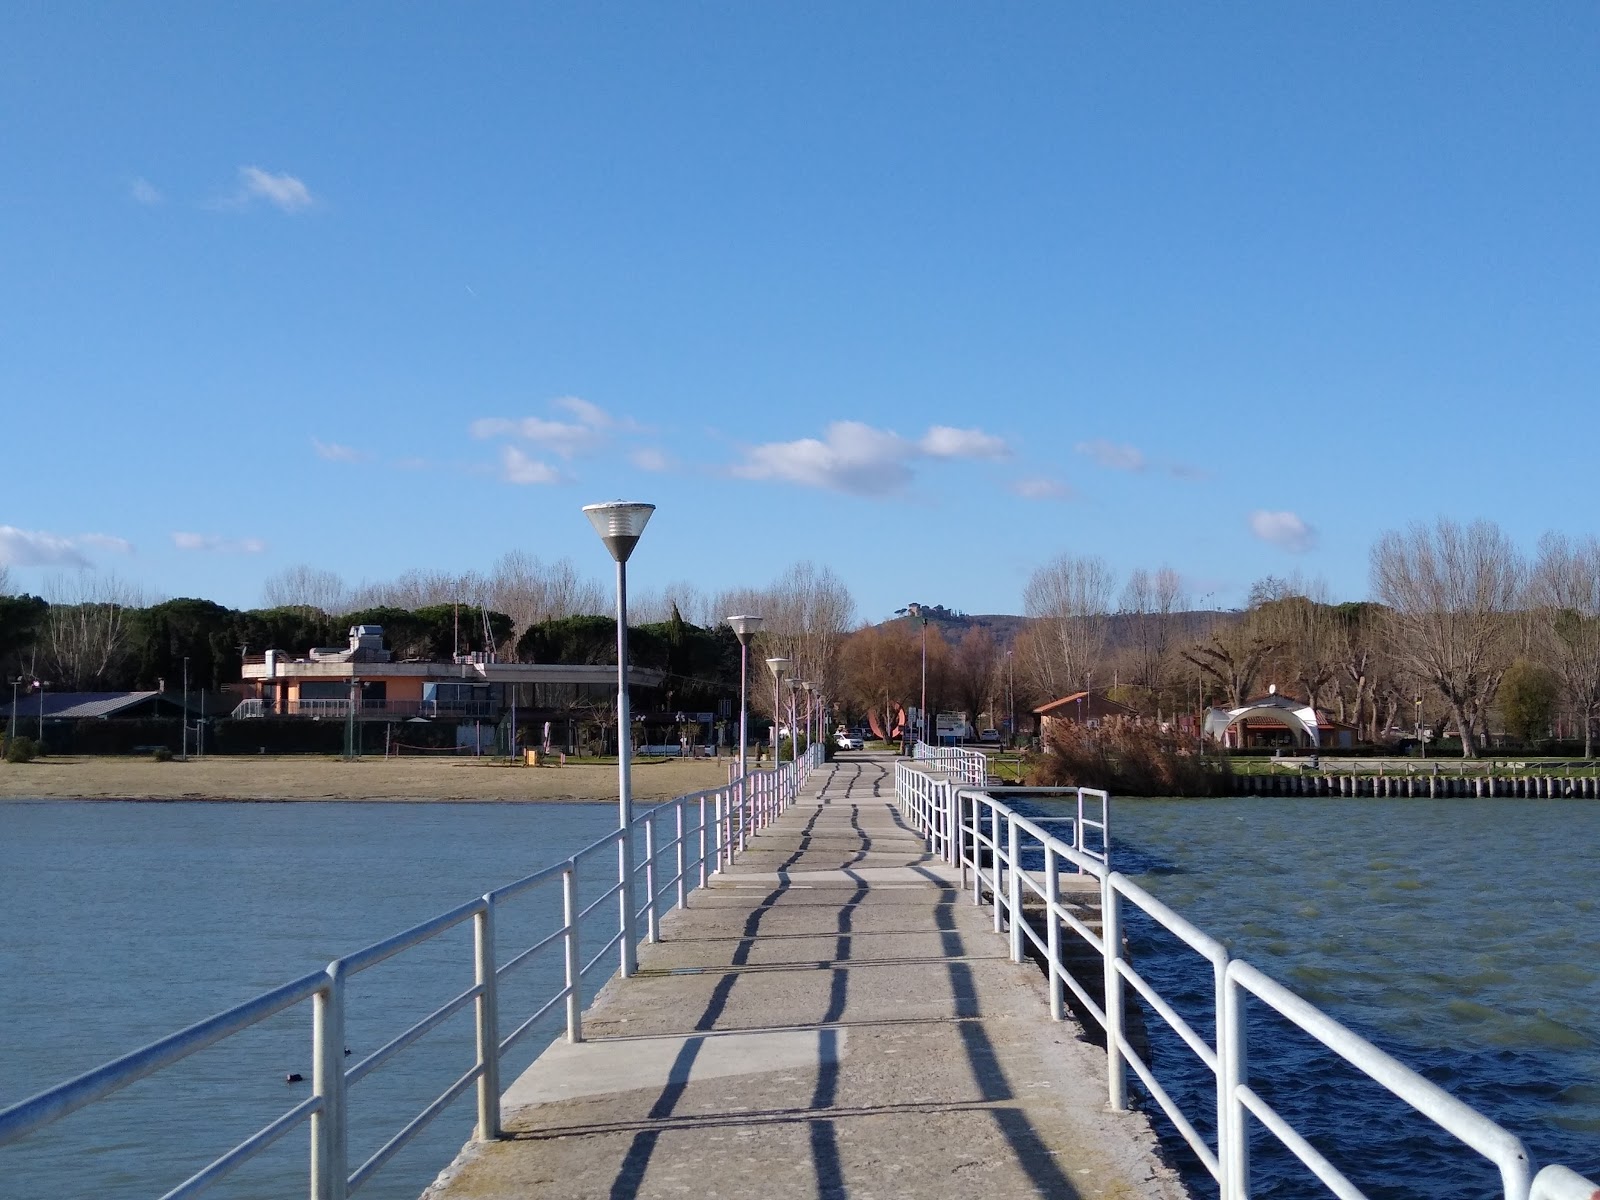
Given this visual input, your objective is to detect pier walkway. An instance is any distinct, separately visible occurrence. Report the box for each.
[424,753,1183,1200]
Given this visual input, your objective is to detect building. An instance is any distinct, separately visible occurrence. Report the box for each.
[235,624,667,730]
[1201,687,1357,750]
[0,690,200,725]
[1032,689,1142,742]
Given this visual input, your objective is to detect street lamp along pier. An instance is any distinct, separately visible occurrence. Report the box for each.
[582,500,655,979]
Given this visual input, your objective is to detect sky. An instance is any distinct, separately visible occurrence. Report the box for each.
[3,3,1599,624]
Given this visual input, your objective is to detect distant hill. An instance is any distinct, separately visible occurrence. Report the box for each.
[865,608,1233,651]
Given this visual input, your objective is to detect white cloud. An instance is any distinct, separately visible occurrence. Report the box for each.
[312,438,368,462]
[130,177,162,205]
[172,532,267,554]
[1011,478,1076,501]
[551,395,644,432]
[734,422,914,495]
[237,166,314,213]
[501,446,562,485]
[919,426,1009,460]
[732,421,1011,496]
[630,448,673,472]
[0,526,92,567]
[470,415,604,459]
[77,533,134,554]
[1075,439,1147,472]
[1248,510,1317,553]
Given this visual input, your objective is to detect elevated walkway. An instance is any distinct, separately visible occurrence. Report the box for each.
[424,754,1184,1199]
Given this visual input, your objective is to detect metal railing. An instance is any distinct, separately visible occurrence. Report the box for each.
[0,744,823,1199]
[892,760,1598,1200]
[912,739,988,785]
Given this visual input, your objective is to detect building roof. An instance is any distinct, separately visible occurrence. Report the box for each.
[0,691,192,720]
[1032,690,1141,719]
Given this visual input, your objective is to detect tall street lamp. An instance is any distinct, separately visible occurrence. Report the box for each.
[182,656,190,760]
[766,657,791,765]
[726,616,764,782]
[37,680,49,744]
[584,500,655,979]
[7,677,23,744]
[787,679,805,759]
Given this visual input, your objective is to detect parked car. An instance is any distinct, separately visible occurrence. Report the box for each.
[835,730,864,751]
[978,728,1002,745]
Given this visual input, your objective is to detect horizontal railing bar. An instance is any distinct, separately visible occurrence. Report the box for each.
[1119,1038,1222,1180]
[1110,874,1227,964]
[582,930,625,976]
[347,1065,482,1195]
[1236,1084,1367,1200]
[498,988,571,1056]
[497,924,568,978]
[485,859,568,904]
[1114,958,1219,1073]
[0,969,326,1147]
[346,982,482,1088]
[158,1093,322,1200]
[339,898,484,977]
[1229,960,1531,1172]
[573,832,624,863]
[578,880,624,921]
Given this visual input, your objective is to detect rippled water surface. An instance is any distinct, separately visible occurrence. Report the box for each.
[1026,794,1600,1197]
[0,801,626,1200]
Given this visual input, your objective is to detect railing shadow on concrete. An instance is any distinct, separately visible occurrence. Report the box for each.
[893,748,1599,1200]
[0,745,826,1200]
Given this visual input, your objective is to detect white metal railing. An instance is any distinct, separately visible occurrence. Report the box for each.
[0,745,823,1199]
[229,698,495,720]
[891,762,1598,1200]
[912,739,988,785]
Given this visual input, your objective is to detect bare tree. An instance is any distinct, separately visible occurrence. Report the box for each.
[1529,533,1600,757]
[261,565,349,614]
[1251,574,1340,713]
[745,563,857,722]
[1023,554,1116,697]
[0,564,12,596]
[949,627,1004,732]
[1370,518,1523,758]
[1181,611,1274,710]
[44,573,144,690]
[839,621,921,738]
[1119,566,1189,708]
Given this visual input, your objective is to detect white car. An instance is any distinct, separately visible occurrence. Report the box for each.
[834,730,864,751]
[978,729,1002,745]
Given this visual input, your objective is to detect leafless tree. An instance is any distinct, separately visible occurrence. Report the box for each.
[740,563,856,722]
[0,564,12,596]
[261,565,349,614]
[839,621,921,737]
[1251,573,1340,713]
[1024,554,1116,697]
[1119,566,1188,711]
[43,573,145,690]
[1181,610,1274,711]
[1370,518,1523,758]
[1528,533,1600,757]
[949,627,1005,732]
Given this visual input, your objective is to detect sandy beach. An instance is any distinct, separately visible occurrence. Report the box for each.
[0,755,740,803]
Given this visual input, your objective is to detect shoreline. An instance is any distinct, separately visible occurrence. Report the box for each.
[0,755,739,804]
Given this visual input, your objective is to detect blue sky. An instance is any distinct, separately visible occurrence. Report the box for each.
[4,4,1598,622]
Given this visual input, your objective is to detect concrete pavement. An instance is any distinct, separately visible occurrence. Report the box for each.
[423,754,1187,1200]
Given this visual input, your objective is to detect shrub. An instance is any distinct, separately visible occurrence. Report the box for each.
[151,746,174,762]
[1027,722,1229,797]
[4,736,39,764]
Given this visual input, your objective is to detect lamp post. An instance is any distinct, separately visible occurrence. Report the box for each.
[7,677,22,744]
[766,656,791,766]
[583,500,656,979]
[787,679,804,759]
[801,681,814,748]
[1007,650,1015,748]
[1416,694,1425,761]
[38,681,49,744]
[182,657,190,760]
[726,616,764,783]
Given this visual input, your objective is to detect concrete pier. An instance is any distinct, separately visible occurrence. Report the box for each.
[423,754,1185,1200]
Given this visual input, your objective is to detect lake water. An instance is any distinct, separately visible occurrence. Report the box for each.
[0,800,631,1200]
[3,796,1597,1199]
[1023,793,1600,1198]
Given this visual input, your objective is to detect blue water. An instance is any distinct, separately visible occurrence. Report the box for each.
[1022,794,1600,1198]
[0,800,642,1200]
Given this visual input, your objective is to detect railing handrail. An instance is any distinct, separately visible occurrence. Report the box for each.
[0,742,824,1199]
[889,771,1595,1200]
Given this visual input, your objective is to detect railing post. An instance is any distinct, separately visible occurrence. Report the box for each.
[473,901,501,1140]
[310,965,348,1200]
[563,863,583,1043]
[1007,816,1023,963]
[1045,845,1062,1020]
[1215,955,1236,1199]
[737,783,747,854]
[675,800,687,910]
[992,805,1005,935]
[644,818,659,943]
[698,794,709,887]
[1222,968,1248,1199]
[1102,873,1128,1110]
[947,780,961,866]
[712,791,724,875]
